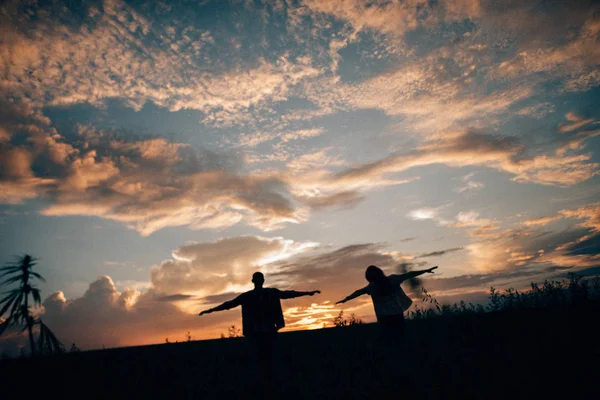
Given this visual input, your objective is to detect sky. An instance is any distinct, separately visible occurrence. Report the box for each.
[1,0,599,353]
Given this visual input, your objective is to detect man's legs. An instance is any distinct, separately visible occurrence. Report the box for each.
[247,331,278,376]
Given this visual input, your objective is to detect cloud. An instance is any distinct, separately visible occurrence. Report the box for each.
[466,203,600,272]
[522,202,600,233]
[558,202,600,234]
[155,294,196,302]
[496,13,600,91]
[405,200,600,273]
[298,190,364,210]
[150,236,319,298]
[324,119,600,187]
[1,113,596,236]
[559,113,596,133]
[399,237,416,242]
[304,0,481,37]
[37,276,237,350]
[521,216,563,227]
[455,172,485,193]
[406,207,498,230]
[296,1,599,133]
[0,0,322,124]
[280,128,325,143]
[0,0,599,237]
[516,102,555,119]
[416,247,464,258]
[453,211,499,229]
[0,122,311,235]
[408,207,443,221]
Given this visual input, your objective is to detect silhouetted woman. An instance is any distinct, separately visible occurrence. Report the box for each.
[336,265,437,341]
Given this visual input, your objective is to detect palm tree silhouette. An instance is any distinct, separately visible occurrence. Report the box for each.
[0,255,45,356]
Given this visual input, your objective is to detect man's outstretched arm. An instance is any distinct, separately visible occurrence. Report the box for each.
[335,287,368,305]
[198,296,242,316]
[399,266,438,281]
[279,290,321,300]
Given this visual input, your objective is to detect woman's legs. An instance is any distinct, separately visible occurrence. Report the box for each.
[378,314,405,345]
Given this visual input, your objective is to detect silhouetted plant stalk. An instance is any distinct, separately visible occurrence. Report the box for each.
[0,254,64,357]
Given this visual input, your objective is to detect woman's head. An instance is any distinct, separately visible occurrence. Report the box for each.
[365,265,393,295]
[365,265,386,283]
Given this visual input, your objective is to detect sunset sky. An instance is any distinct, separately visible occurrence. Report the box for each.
[1,0,599,353]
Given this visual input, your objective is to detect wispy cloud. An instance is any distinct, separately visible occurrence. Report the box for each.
[407,207,444,221]
[416,247,464,258]
[455,172,484,193]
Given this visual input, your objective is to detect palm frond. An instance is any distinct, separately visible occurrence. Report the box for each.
[0,255,44,333]
[0,267,21,278]
[8,293,25,322]
[29,272,46,282]
[31,289,41,306]
[1,275,25,285]
[0,288,21,303]
[0,265,20,272]
[38,320,64,355]
[0,290,21,316]
[25,256,38,264]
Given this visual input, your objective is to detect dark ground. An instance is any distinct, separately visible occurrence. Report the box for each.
[1,304,598,399]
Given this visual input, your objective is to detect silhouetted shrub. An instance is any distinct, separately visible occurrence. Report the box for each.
[333,310,362,327]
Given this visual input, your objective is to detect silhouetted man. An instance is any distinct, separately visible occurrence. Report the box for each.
[198,272,320,371]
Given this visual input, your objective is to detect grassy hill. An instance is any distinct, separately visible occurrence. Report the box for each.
[1,277,599,399]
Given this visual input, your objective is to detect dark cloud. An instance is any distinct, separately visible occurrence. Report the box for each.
[155,294,196,302]
[299,190,364,210]
[416,247,464,258]
[199,292,243,305]
[399,237,417,242]
[328,129,599,188]
[565,233,600,256]
[569,266,600,277]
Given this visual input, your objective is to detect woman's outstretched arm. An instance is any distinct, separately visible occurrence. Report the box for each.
[335,287,368,304]
[399,266,438,281]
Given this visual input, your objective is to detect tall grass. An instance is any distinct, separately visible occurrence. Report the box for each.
[408,273,600,319]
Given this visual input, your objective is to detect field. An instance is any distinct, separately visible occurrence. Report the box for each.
[2,278,599,399]
[1,302,598,399]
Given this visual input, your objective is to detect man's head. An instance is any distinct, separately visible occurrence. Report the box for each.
[252,272,265,288]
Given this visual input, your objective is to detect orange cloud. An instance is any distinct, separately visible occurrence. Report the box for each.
[2,117,597,235]
[305,0,481,37]
[325,126,598,188]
